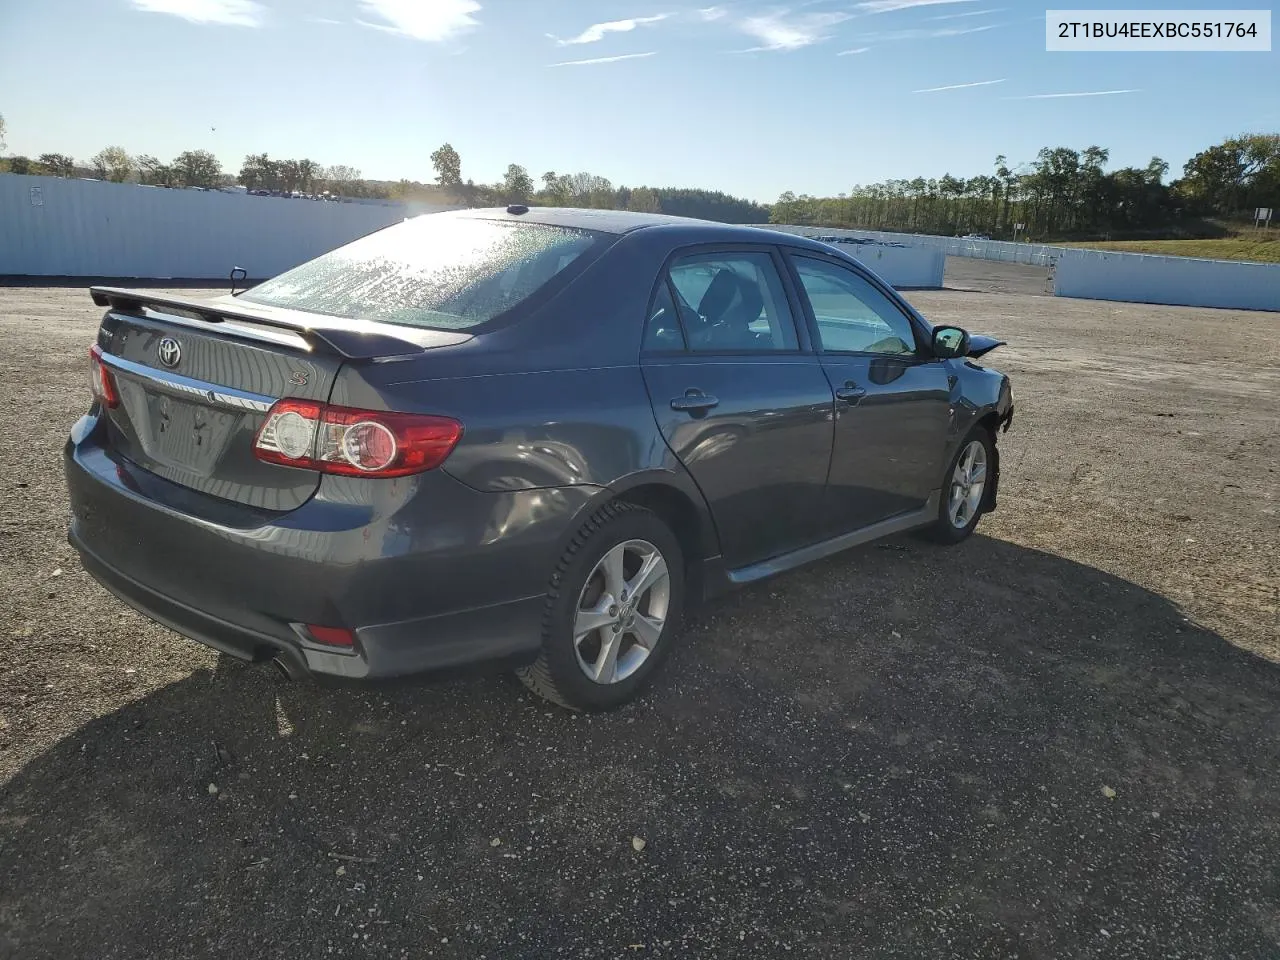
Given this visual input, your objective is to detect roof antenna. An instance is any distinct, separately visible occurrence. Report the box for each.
[229,266,247,296]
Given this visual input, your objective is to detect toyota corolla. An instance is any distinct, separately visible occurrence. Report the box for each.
[65,207,1013,710]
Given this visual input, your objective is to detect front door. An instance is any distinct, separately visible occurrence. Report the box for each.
[639,248,835,569]
[785,253,952,533]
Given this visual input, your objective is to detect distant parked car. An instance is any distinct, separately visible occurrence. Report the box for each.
[66,207,1013,710]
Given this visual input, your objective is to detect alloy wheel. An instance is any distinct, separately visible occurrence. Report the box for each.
[948,439,988,529]
[573,539,670,684]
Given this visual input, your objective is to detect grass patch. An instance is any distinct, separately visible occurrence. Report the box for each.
[1058,237,1280,263]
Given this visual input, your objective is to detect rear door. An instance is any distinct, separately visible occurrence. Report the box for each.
[638,247,835,569]
[98,307,341,512]
[784,252,951,533]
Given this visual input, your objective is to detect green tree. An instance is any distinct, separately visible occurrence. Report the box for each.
[136,155,176,187]
[8,155,33,175]
[430,143,463,190]
[1176,134,1280,215]
[238,153,278,191]
[539,172,572,205]
[90,145,133,182]
[0,112,6,152]
[173,149,221,187]
[296,159,319,192]
[278,158,302,192]
[501,163,533,203]
[627,186,662,213]
[38,153,77,177]
[319,164,360,196]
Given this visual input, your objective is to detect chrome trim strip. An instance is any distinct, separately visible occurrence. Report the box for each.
[99,351,276,413]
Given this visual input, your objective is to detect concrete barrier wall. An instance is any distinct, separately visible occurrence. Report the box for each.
[1053,250,1280,311]
[0,174,455,279]
[757,225,946,288]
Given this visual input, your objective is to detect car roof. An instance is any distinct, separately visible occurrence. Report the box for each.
[439,206,836,252]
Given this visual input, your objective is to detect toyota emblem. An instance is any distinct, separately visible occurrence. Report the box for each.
[157,337,182,368]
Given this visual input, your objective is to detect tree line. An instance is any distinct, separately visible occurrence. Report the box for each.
[771,134,1280,240]
[0,142,386,200]
[0,123,770,222]
[393,143,769,222]
[2,111,1273,237]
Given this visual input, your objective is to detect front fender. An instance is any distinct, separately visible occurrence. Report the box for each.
[945,362,1013,511]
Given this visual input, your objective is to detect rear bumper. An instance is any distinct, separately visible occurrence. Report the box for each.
[71,528,546,679]
[64,412,597,680]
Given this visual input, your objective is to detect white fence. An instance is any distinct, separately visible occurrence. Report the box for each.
[1053,249,1280,311]
[763,223,1280,312]
[763,224,1066,267]
[6,181,1274,310]
[0,174,455,279]
[758,225,946,289]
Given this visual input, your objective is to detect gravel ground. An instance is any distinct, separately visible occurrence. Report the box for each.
[1,260,1278,959]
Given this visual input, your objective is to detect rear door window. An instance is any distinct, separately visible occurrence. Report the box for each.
[643,281,686,352]
[666,252,800,352]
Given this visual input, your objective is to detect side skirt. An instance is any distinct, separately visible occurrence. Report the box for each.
[695,491,940,599]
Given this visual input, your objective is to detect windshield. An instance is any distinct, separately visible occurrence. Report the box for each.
[240,216,605,330]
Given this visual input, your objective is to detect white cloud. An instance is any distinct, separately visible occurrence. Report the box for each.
[698,6,728,20]
[837,46,870,55]
[851,21,1004,41]
[309,17,341,25]
[130,0,263,27]
[356,0,480,42]
[857,0,979,12]
[926,6,1002,20]
[551,51,658,66]
[1004,89,1140,100]
[735,10,853,51]
[551,14,668,46]
[912,78,1004,92]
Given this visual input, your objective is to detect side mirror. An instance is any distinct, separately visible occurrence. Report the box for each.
[932,325,970,359]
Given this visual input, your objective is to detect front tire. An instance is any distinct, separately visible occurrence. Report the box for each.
[919,426,994,544]
[516,502,685,711]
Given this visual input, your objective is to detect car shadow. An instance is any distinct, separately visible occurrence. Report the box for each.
[2,534,1279,959]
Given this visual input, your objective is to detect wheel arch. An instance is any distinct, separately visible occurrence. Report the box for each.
[553,469,722,599]
[973,409,1004,512]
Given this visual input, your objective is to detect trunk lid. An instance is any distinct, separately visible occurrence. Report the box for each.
[91,287,470,512]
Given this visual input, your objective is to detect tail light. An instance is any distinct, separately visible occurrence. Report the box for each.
[89,344,120,409]
[253,399,462,477]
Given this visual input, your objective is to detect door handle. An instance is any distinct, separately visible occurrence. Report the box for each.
[670,390,719,414]
[835,382,867,403]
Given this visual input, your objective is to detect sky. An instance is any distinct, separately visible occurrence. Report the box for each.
[0,0,1275,202]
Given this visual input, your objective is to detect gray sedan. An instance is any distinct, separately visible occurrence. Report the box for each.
[65,207,1013,710]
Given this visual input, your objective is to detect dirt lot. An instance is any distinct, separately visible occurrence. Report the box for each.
[1,261,1278,959]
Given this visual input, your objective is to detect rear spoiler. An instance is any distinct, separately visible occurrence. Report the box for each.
[90,286,470,360]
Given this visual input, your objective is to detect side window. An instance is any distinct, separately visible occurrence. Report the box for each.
[667,252,799,353]
[793,257,918,356]
[642,281,686,352]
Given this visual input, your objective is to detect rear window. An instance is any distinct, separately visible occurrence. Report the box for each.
[240,216,606,331]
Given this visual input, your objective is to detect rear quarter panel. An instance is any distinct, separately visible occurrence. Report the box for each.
[324,227,711,531]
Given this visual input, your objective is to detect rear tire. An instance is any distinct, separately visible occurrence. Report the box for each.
[918,426,994,545]
[516,502,685,711]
